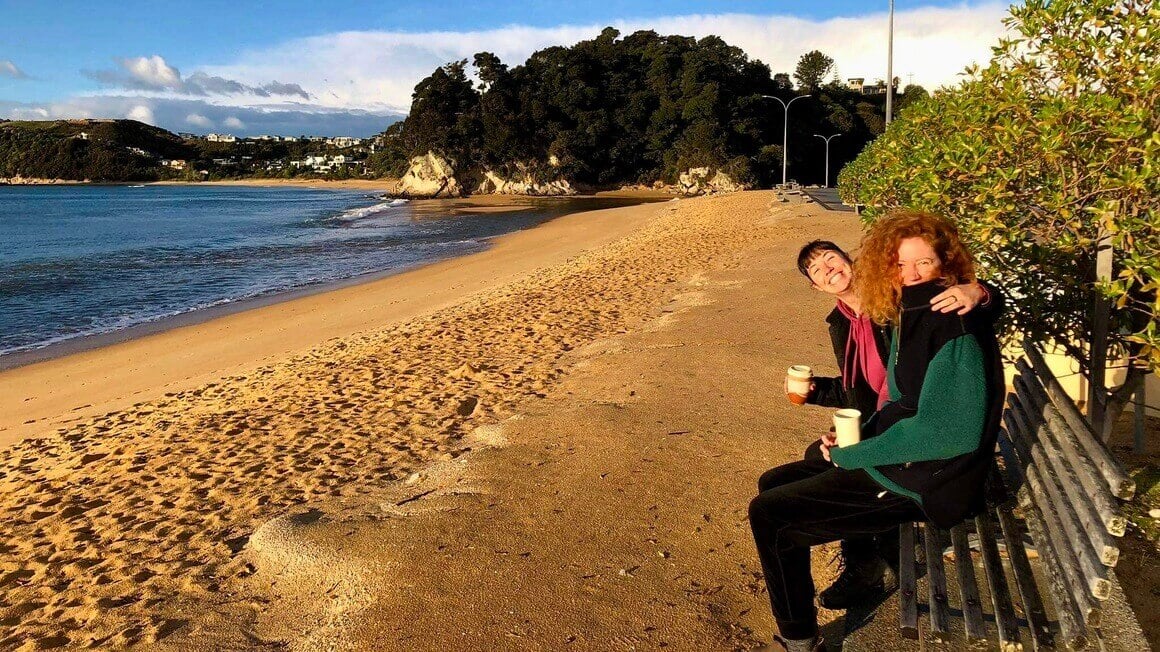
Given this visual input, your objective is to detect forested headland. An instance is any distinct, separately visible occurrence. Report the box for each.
[0,120,190,182]
[0,119,384,183]
[372,27,924,189]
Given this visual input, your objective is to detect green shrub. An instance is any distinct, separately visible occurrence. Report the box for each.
[839,0,1159,393]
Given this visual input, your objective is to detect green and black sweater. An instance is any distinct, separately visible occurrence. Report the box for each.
[808,281,1004,418]
[829,279,1004,528]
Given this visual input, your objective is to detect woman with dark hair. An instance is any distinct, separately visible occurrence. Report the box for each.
[776,239,1000,612]
[748,211,1005,652]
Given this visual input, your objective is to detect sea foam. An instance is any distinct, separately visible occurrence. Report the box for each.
[334,198,408,221]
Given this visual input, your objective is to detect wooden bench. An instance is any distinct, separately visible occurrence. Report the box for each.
[892,341,1138,650]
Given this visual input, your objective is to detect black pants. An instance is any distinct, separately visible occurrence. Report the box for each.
[760,442,901,565]
[749,447,926,640]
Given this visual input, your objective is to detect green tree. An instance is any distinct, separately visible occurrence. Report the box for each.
[400,60,481,167]
[895,84,929,113]
[839,0,1159,438]
[793,50,835,92]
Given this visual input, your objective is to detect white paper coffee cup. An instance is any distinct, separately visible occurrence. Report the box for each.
[786,365,812,403]
[833,409,862,447]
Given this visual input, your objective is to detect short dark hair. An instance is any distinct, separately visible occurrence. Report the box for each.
[796,240,851,278]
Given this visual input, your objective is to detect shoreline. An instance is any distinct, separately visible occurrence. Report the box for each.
[0,191,672,373]
[0,177,404,190]
[0,193,673,448]
[6,176,681,200]
[0,263,452,372]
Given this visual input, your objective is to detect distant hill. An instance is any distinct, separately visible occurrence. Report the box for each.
[0,119,192,182]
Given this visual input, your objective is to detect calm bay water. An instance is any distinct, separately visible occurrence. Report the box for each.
[0,185,653,361]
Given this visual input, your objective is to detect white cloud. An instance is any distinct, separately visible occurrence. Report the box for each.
[124,55,182,89]
[85,55,310,99]
[126,104,155,124]
[200,3,1010,113]
[185,113,213,128]
[1,60,29,79]
[9,106,50,119]
[223,116,245,129]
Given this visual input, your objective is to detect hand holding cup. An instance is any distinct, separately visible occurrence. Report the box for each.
[785,365,812,405]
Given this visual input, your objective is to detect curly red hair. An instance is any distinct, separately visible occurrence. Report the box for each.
[855,210,977,324]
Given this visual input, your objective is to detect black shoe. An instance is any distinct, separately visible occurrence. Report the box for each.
[769,634,826,651]
[817,554,887,610]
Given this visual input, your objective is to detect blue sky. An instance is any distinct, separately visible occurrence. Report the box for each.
[0,1,1011,136]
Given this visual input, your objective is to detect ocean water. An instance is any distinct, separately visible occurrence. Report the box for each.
[0,185,653,362]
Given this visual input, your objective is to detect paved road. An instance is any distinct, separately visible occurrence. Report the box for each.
[802,187,854,213]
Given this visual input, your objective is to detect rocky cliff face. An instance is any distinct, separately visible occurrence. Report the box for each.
[677,167,746,195]
[396,152,463,198]
[397,152,576,197]
[475,169,574,196]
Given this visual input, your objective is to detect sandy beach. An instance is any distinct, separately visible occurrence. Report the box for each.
[2,191,828,649]
[1,192,1151,650]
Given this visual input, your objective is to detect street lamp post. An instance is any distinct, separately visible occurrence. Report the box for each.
[762,94,810,188]
[886,0,895,125]
[813,133,841,188]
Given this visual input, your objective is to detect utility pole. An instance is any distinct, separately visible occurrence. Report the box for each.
[813,133,841,187]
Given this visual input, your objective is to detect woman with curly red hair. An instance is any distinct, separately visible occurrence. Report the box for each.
[748,211,1004,652]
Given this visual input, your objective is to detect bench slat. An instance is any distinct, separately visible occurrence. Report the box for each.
[951,524,988,643]
[898,522,919,640]
[975,511,1022,651]
[1022,342,1135,499]
[1015,366,1128,540]
[1004,409,1104,627]
[1013,379,1124,564]
[1011,495,1092,650]
[997,428,1026,490]
[994,502,1059,651]
[1023,461,1111,604]
[1009,399,1113,601]
[924,525,952,641]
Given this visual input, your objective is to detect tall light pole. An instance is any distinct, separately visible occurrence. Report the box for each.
[885,0,895,125]
[761,94,810,188]
[813,133,841,188]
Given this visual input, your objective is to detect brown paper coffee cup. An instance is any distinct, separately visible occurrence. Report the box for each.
[786,365,812,405]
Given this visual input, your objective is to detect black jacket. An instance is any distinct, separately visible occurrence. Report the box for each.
[807,281,1004,419]
[831,280,1006,527]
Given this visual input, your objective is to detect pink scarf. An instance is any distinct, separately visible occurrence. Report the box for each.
[836,300,890,409]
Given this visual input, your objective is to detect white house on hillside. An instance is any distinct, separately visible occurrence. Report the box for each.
[328,137,363,148]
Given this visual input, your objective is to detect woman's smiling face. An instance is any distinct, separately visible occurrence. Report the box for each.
[896,237,941,286]
[806,249,853,295]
